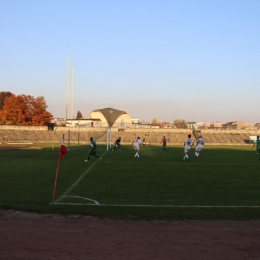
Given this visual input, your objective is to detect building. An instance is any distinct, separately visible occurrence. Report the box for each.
[87,107,132,129]
[222,121,254,129]
[65,118,101,127]
[187,121,210,129]
[210,122,224,129]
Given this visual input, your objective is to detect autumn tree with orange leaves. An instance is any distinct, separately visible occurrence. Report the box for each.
[0,91,13,110]
[0,93,53,125]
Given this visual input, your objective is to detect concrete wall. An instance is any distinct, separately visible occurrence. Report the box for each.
[0,125,259,145]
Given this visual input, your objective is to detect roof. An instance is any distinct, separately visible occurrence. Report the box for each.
[90,107,128,127]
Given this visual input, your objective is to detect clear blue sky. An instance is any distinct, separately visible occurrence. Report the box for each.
[1,0,259,123]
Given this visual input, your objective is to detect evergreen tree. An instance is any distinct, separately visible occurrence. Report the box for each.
[76,111,83,119]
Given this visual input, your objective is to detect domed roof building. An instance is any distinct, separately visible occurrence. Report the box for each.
[87,107,132,128]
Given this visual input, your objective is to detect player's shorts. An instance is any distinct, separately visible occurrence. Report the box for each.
[196,145,203,152]
[184,146,191,153]
[134,144,140,150]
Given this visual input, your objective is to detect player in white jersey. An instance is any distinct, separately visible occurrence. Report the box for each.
[132,136,142,158]
[183,134,194,160]
[194,135,204,158]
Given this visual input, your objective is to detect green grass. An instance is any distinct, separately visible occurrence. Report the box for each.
[0,144,260,220]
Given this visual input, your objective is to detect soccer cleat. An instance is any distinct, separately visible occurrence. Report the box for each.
[84,160,89,162]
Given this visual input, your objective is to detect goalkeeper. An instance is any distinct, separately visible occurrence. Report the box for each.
[112,137,121,151]
[84,137,102,162]
[252,135,260,160]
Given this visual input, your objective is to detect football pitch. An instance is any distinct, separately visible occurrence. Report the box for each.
[0,144,260,220]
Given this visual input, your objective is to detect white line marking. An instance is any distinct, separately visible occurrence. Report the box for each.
[100,162,253,165]
[65,195,99,204]
[55,150,107,203]
[52,203,260,208]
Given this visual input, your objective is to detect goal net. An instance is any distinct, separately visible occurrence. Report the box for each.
[66,126,112,150]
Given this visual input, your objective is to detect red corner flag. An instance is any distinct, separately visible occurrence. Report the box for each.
[52,135,66,203]
[59,137,67,159]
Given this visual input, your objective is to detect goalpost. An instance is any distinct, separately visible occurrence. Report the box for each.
[93,126,111,150]
[92,126,112,150]
[106,126,112,150]
[66,125,112,150]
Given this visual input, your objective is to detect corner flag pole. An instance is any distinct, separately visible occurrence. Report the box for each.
[52,134,67,203]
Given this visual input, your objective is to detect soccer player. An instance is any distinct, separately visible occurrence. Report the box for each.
[194,135,204,158]
[183,134,194,161]
[84,137,102,162]
[112,137,121,151]
[132,136,142,158]
[160,136,167,151]
[252,135,260,160]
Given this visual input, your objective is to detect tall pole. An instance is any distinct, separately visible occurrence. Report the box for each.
[71,66,74,121]
[66,56,70,122]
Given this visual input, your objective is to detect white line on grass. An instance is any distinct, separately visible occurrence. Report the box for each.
[65,195,99,204]
[100,162,252,166]
[55,150,108,203]
[53,203,260,208]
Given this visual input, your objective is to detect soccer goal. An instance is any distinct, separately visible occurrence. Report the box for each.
[66,125,112,150]
[92,126,112,150]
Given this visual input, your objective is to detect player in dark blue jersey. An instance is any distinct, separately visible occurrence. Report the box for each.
[112,137,121,151]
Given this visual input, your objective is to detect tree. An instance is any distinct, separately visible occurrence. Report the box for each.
[76,111,83,119]
[0,94,53,125]
[173,119,187,128]
[158,122,165,128]
[0,91,13,110]
[151,118,159,126]
[36,96,48,111]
